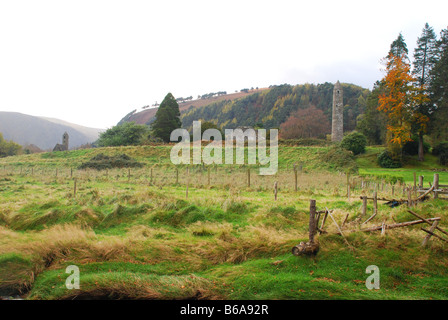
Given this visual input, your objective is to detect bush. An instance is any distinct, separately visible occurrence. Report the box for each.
[340,132,367,155]
[402,137,430,156]
[279,138,330,146]
[97,122,149,147]
[432,141,448,166]
[321,146,358,173]
[78,153,143,170]
[377,150,402,168]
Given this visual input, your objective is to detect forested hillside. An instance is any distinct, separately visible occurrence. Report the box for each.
[180,83,370,137]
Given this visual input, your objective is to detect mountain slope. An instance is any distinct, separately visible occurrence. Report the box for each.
[181,82,370,132]
[118,88,269,126]
[118,83,370,137]
[0,112,104,150]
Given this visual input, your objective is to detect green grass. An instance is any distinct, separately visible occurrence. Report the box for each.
[0,144,448,300]
[356,146,448,184]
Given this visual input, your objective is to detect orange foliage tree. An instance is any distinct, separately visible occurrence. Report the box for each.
[280,105,330,139]
[378,53,429,157]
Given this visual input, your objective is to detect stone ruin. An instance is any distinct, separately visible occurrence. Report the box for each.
[53,132,69,152]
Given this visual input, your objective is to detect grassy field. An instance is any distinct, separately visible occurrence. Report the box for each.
[0,145,448,300]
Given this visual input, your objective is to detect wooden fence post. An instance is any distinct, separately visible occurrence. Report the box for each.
[207,167,211,186]
[73,178,77,198]
[434,173,439,199]
[186,167,189,199]
[176,167,179,184]
[346,172,350,197]
[413,172,417,195]
[294,167,298,192]
[247,168,251,187]
[373,191,377,215]
[309,200,317,244]
[419,175,424,189]
[362,196,367,218]
[422,220,440,247]
[407,188,412,207]
[274,181,278,201]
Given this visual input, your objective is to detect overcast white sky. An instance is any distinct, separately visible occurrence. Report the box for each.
[0,0,447,129]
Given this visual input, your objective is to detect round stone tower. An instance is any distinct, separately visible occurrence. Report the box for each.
[62,132,69,150]
[331,81,343,142]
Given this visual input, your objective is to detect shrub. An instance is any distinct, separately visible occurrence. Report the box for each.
[321,146,358,173]
[340,132,367,155]
[377,150,402,168]
[97,122,149,147]
[78,153,143,170]
[279,138,330,146]
[432,141,448,166]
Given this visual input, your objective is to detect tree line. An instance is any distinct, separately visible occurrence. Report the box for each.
[0,133,22,158]
[357,23,448,165]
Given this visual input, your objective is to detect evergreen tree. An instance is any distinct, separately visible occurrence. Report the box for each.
[356,82,387,145]
[389,33,409,60]
[151,93,182,142]
[413,23,438,88]
[429,28,448,143]
[412,23,438,161]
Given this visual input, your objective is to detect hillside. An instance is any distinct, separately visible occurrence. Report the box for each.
[0,112,104,150]
[181,83,370,132]
[118,88,270,126]
[118,83,370,137]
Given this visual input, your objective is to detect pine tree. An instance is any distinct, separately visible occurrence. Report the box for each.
[151,93,182,142]
[412,23,438,161]
[429,28,448,143]
[389,33,409,60]
[413,23,438,87]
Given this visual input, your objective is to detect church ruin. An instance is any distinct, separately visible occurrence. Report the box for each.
[331,81,343,142]
[53,132,69,152]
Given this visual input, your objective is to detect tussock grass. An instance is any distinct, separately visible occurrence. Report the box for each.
[1,145,448,299]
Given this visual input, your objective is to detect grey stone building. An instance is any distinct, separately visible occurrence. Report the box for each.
[53,132,69,151]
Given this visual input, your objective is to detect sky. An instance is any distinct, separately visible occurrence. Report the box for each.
[0,0,447,129]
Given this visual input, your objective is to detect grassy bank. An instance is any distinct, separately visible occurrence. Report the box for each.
[0,145,447,299]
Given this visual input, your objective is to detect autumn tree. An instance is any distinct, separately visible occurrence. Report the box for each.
[378,35,429,160]
[280,105,330,139]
